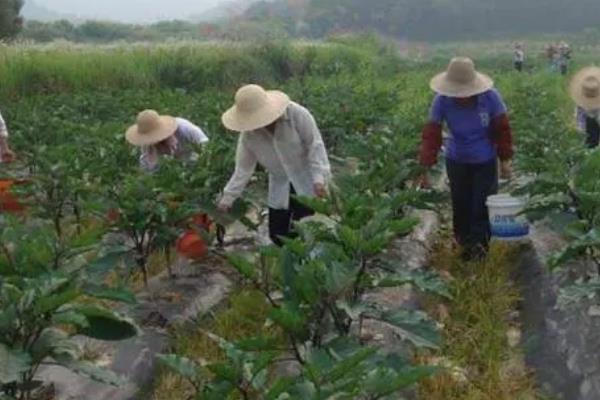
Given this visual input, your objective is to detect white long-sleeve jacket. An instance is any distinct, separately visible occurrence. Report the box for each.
[221,102,331,210]
[0,112,8,137]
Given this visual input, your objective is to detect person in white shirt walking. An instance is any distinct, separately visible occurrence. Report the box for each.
[218,84,331,246]
[0,112,16,164]
[513,42,525,72]
[125,109,209,172]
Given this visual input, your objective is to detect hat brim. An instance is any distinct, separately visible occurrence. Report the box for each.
[126,116,178,147]
[222,91,291,132]
[570,67,600,111]
[430,72,494,97]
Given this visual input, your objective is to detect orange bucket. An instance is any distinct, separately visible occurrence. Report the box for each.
[176,230,209,260]
[0,179,26,214]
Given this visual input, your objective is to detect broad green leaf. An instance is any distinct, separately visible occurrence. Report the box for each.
[226,254,258,281]
[31,328,79,363]
[84,286,137,305]
[156,354,200,381]
[0,344,31,384]
[378,310,440,350]
[266,377,296,400]
[269,306,307,338]
[57,359,124,387]
[72,305,139,341]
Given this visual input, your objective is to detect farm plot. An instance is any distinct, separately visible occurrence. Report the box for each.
[0,38,597,400]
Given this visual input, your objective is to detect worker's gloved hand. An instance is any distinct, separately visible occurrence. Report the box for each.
[217,200,231,213]
[500,160,513,180]
[314,183,327,198]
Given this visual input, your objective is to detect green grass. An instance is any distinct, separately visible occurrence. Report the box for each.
[419,238,540,400]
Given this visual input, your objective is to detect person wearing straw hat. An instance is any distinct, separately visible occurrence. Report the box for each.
[125,110,209,172]
[571,67,600,149]
[218,84,331,246]
[0,111,15,164]
[418,57,514,261]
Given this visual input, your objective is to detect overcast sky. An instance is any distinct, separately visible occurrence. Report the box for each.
[32,0,244,22]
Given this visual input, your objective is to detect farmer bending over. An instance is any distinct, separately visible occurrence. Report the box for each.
[418,57,514,261]
[218,84,331,246]
[125,110,209,172]
[571,67,600,149]
[0,112,16,163]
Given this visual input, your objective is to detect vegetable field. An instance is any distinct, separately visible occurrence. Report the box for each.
[0,37,598,400]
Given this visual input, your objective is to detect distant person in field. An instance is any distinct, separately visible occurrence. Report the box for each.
[0,112,16,163]
[558,41,572,76]
[125,110,209,172]
[513,42,525,72]
[570,67,600,148]
[418,57,514,261]
[218,84,331,246]
[545,43,558,72]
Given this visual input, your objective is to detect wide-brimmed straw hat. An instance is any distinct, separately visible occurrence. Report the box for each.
[222,84,291,132]
[126,110,177,147]
[570,67,600,111]
[430,57,494,98]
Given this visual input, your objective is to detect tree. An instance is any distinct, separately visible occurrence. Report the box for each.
[0,0,24,39]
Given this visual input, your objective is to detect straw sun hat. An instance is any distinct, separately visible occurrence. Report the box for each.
[222,84,291,132]
[126,110,178,147]
[430,57,494,97]
[570,67,600,111]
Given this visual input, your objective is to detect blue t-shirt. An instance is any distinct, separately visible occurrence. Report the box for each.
[430,89,507,164]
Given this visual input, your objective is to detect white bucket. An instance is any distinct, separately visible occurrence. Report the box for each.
[486,194,530,241]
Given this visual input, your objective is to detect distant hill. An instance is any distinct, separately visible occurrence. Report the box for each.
[22,0,70,22]
[190,0,260,22]
[242,0,600,41]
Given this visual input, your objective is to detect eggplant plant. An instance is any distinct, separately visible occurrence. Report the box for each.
[159,167,448,398]
[0,218,138,400]
[158,335,435,400]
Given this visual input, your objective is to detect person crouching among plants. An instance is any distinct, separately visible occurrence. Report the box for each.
[571,67,600,149]
[125,109,209,172]
[0,111,16,163]
[418,57,514,261]
[217,84,331,246]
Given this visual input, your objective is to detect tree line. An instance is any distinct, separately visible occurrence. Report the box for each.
[243,0,600,41]
[3,0,600,42]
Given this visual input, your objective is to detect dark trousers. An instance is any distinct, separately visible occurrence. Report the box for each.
[269,187,314,246]
[514,61,523,72]
[585,116,600,149]
[560,64,568,76]
[446,158,498,259]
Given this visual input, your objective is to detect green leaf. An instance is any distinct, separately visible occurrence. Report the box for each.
[52,311,90,329]
[72,305,139,341]
[0,344,31,384]
[364,365,437,396]
[269,306,307,338]
[266,377,296,400]
[226,254,258,281]
[377,310,440,350]
[57,359,125,387]
[389,217,419,236]
[83,286,137,305]
[156,354,200,381]
[31,328,79,363]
